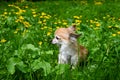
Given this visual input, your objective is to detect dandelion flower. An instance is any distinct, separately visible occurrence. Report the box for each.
[54,22,57,24]
[95,22,101,27]
[40,16,43,18]
[56,26,60,29]
[38,21,42,24]
[32,11,36,14]
[63,22,67,25]
[41,12,46,16]
[0,39,7,43]
[23,21,31,28]
[43,26,47,29]
[94,1,102,5]
[38,41,42,46]
[25,6,28,8]
[108,26,112,28]
[19,16,24,20]
[73,16,79,19]
[112,34,116,37]
[33,14,37,17]
[3,12,7,15]
[47,32,51,36]
[75,20,82,23]
[117,31,120,34]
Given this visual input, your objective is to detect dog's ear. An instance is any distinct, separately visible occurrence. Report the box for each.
[70,33,81,38]
[68,25,76,31]
[69,33,81,41]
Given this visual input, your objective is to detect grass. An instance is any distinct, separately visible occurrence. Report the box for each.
[0,0,120,80]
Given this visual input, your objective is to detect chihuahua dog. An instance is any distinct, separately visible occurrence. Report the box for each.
[52,25,88,67]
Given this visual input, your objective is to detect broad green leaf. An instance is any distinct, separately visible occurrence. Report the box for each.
[6,57,17,74]
[7,57,27,74]
[16,61,27,73]
[31,59,51,76]
[22,44,39,51]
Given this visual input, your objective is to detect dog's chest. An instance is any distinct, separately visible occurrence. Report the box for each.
[60,45,77,56]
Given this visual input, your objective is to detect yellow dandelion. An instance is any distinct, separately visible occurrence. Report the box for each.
[33,14,37,17]
[47,32,51,36]
[75,20,82,23]
[94,1,102,5]
[40,16,43,18]
[56,26,60,29]
[73,16,79,19]
[0,39,7,43]
[108,26,112,28]
[43,26,47,29]
[117,31,120,34]
[19,16,24,20]
[95,22,101,27]
[22,10,26,13]
[54,22,57,24]
[31,9,36,11]
[32,11,36,14]
[25,6,28,8]
[38,41,42,46]
[112,34,116,37]
[23,21,31,28]
[3,12,8,15]
[41,12,46,16]
[38,21,42,24]
[63,22,67,25]
[44,15,50,19]
[90,20,94,23]
[43,19,46,23]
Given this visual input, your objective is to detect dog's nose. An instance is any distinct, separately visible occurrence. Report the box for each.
[52,39,56,44]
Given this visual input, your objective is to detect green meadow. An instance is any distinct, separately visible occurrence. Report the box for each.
[0,0,120,80]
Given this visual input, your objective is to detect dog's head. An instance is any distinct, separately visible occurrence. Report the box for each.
[52,25,81,45]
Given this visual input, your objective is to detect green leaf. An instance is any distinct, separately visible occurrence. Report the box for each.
[7,57,27,74]
[54,64,70,75]
[31,59,51,76]
[45,50,53,55]
[16,61,27,73]
[22,44,39,51]
[6,57,17,74]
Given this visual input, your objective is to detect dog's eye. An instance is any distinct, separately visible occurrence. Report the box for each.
[56,36,60,40]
